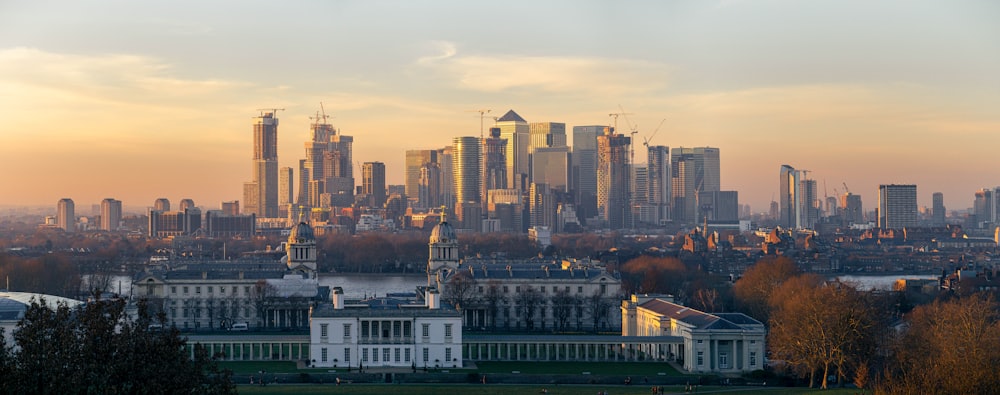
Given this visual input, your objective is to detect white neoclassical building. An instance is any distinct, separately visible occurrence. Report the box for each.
[622,294,766,374]
[309,287,463,370]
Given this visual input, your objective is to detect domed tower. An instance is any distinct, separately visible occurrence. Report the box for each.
[428,212,460,281]
[286,222,317,278]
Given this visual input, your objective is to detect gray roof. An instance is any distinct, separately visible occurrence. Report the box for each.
[0,292,84,322]
[449,263,616,282]
[496,110,526,123]
[638,298,754,330]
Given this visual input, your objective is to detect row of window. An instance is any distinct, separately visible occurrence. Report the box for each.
[694,351,758,368]
[319,322,453,341]
[170,285,252,296]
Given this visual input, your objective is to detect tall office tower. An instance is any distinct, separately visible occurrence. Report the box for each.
[779,165,801,229]
[631,165,648,204]
[802,179,819,229]
[221,201,240,216]
[529,182,556,228]
[153,198,170,212]
[530,146,571,192]
[100,198,122,231]
[698,191,740,223]
[362,162,387,207]
[296,159,309,205]
[244,111,280,218]
[482,127,508,200]
[279,167,293,207]
[305,121,335,188]
[597,127,631,229]
[572,125,601,223]
[308,179,326,208]
[452,137,482,205]
[418,163,441,208]
[769,201,780,221]
[487,188,524,233]
[179,199,195,212]
[647,145,671,223]
[405,149,439,206]
[437,146,454,211]
[528,122,567,153]
[878,184,917,229]
[671,147,721,223]
[496,110,530,191]
[825,196,839,218]
[327,133,355,206]
[841,193,864,225]
[57,198,75,232]
[932,192,946,226]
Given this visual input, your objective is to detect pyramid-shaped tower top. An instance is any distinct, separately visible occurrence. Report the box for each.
[496,110,526,123]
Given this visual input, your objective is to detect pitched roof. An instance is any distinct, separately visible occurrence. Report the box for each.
[496,110,526,123]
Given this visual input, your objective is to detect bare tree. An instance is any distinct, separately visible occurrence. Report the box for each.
[514,285,545,331]
[733,256,801,323]
[442,271,478,326]
[482,280,506,331]
[251,280,277,329]
[586,291,613,332]
[550,289,576,331]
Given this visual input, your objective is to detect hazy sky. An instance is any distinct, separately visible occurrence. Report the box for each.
[2,0,998,213]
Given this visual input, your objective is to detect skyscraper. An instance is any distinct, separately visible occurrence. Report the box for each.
[842,193,864,226]
[153,198,170,212]
[529,182,555,228]
[779,165,801,229]
[932,192,946,226]
[672,147,721,223]
[453,137,481,229]
[528,122,567,153]
[647,145,671,223]
[572,125,601,223]
[530,146,571,192]
[597,127,631,229]
[482,127,508,200]
[279,166,293,208]
[878,184,917,229]
[406,149,438,206]
[244,111,280,218]
[57,198,74,232]
[362,162,387,208]
[179,199,195,212]
[100,198,122,231]
[496,110,530,191]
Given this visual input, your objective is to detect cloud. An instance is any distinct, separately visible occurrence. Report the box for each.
[415,41,670,96]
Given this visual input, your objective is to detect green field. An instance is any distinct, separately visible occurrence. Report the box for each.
[475,361,683,376]
[236,384,859,395]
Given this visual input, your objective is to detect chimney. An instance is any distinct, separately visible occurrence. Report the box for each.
[427,288,440,310]
[331,287,344,310]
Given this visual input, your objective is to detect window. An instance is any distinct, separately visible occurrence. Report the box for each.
[540,287,545,293]
[383,348,389,362]
[373,348,379,362]
[394,348,400,362]
[183,286,189,294]
[600,284,606,295]
[321,348,328,362]
[343,324,352,340]
[170,308,176,318]
[344,348,350,363]
[697,351,704,366]
[403,321,411,337]
[697,340,703,344]
[516,286,521,292]
[478,286,483,293]
[393,322,401,337]
[196,286,201,294]
[362,321,370,338]
[320,324,328,338]
[244,286,250,295]
[422,323,430,338]
[423,348,429,362]
[577,286,583,293]
[232,286,238,295]
[503,286,509,293]
[719,352,729,369]
[362,348,369,362]
[750,340,756,344]
[171,286,177,294]
[445,348,452,362]
[220,286,225,294]
[208,286,213,294]
[749,351,757,367]
[444,324,453,338]
[405,348,411,362]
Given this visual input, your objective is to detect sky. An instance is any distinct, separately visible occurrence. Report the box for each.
[1,0,998,213]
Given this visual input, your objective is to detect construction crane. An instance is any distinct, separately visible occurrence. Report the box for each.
[842,182,851,195]
[466,109,491,139]
[642,118,667,147]
[615,105,640,164]
[255,108,285,117]
[310,102,332,124]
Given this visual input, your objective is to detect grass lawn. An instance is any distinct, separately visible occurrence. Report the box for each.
[217,361,305,374]
[236,384,860,395]
[475,361,684,376]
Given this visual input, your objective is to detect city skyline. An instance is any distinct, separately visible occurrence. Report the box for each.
[2,0,999,211]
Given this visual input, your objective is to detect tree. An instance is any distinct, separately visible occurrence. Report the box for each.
[252,279,278,328]
[733,256,801,323]
[878,294,1000,394]
[550,289,576,331]
[587,291,613,332]
[4,295,234,394]
[443,271,478,325]
[482,281,506,331]
[514,285,545,331]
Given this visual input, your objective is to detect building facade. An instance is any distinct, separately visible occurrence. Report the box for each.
[597,128,631,229]
[57,198,75,232]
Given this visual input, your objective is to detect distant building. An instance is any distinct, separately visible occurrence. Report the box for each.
[572,125,601,224]
[878,184,917,229]
[362,162,386,208]
[244,111,280,218]
[154,198,171,212]
[597,127,631,229]
[932,192,946,226]
[496,110,530,191]
[673,147,720,224]
[100,198,122,231]
[57,198,75,232]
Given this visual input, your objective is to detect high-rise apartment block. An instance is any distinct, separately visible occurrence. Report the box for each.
[878,184,917,229]
[841,193,864,226]
[672,147,720,223]
[244,111,280,218]
[932,192,946,226]
[100,198,122,231]
[362,161,387,208]
[296,110,355,209]
[647,145,671,223]
[279,166,293,208]
[57,198,75,232]
[597,127,631,229]
[452,137,482,230]
[406,149,438,206]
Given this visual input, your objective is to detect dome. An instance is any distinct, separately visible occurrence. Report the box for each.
[429,220,456,244]
[288,222,315,244]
